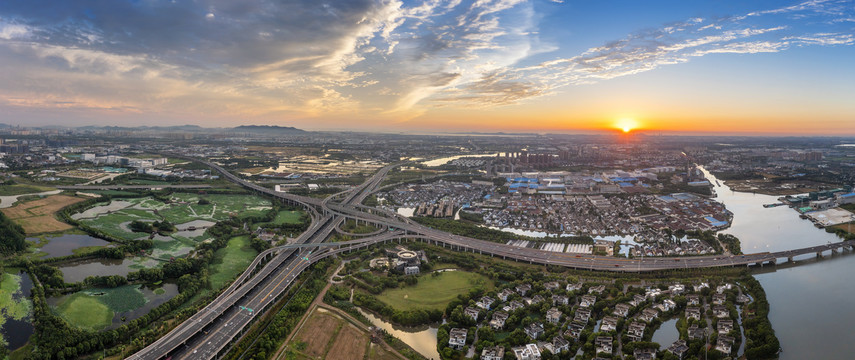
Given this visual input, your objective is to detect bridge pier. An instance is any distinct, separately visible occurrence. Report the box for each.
[831,248,839,255]
[817,251,823,258]
[788,256,793,262]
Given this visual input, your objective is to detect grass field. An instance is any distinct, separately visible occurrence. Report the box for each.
[54,293,114,330]
[272,210,305,225]
[53,285,147,330]
[252,210,308,231]
[209,236,259,290]
[375,271,493,311]
[1,195,84,234]
[0,184,54,196]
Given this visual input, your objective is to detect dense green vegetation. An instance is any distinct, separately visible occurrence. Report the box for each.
[0,183,53,196]
[742,277,781,359]
[208,235,258,290]
[0,211,28,254]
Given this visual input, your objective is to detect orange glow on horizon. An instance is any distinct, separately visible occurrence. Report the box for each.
[615,118,639,133]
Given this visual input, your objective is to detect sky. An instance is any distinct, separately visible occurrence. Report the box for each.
[0,0,853,135]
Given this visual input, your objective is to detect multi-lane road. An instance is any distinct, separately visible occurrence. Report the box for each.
[131,157,853,359]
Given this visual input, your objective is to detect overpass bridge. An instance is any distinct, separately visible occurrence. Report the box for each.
[131,156,855,360]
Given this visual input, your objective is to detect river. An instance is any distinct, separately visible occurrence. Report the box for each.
[702,167,855,358]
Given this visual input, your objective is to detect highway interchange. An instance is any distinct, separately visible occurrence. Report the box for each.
[129,157,854,359]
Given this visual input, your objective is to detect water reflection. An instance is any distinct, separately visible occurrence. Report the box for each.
[356,308,439,360]
[651,318,678,349]
[703,168,855,359]
[1,271,34,351]
[58,258,139,283]
[28,234,111,259]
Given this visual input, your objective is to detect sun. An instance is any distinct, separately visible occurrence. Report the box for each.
[616,118,638,133]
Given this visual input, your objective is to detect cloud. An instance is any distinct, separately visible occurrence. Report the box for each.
[0,0,852,125]
[431,0,855,106]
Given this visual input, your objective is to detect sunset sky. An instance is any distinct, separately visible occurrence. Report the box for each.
[0,0,853,135]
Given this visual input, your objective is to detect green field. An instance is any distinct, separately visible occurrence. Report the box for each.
[53,285,147,330]
[54,293,114,330]
[0,184,54,196]
[271,210,305,225]
[375,271,493,311]
[209,236,259,290]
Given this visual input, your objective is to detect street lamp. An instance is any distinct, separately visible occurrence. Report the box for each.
[705,328,711,360]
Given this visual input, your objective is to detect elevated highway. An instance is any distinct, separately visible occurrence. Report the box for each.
[131,156,854,359]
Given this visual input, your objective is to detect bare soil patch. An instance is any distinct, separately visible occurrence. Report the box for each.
[325,324,368,360]
[1,195,83,234]
[295,312,342,357]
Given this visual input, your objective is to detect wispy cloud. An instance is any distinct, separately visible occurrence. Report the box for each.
[434,0,855,106]
[0,0,852,125]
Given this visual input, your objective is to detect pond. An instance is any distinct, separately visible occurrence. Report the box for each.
[650,318,679,349]
[357,308,440,360]
[28,233,111,258]
[0,190,62,208]
[70,200,135,220]
[47,283,179,330]
[57,258,140,283]
[0,271,34,352]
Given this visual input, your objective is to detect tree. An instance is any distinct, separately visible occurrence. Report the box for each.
[0,211,26,254]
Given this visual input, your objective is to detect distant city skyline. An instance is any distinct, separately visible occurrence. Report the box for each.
[1,0,854,135]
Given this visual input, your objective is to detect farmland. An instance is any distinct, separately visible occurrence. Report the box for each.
[286,307,402,360]
[1,195,85,234]
[375,270,493,311]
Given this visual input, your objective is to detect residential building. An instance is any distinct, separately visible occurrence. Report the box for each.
[546,308,562,324]
[477,296,495,310]
[464,306,480,322]
[600,316,618,332]
[525,322,545,339]
[613,303,631,317]
[481,346,505,360]
[490,311,509,330]
[716,335,735,354]
[448,328,468,350]
[512,344,541,360]
[580,295,597,307]
[595,336,613,355]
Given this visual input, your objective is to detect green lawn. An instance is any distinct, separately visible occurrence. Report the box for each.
[271,210,305,225]
[375,271,493,311]
[53,285,147,330]
[209,235,259,290]
[0,184,54,196]
[54,293,114,330]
